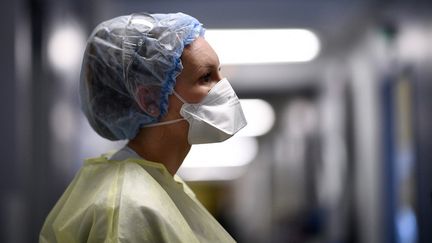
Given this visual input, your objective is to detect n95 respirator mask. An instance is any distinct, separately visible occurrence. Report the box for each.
[174,78,247,144]
[144,78,247,144]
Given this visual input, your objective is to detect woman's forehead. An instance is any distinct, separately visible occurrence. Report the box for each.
[182,37,220,69]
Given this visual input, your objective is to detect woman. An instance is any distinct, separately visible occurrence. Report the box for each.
[39,12,247,242]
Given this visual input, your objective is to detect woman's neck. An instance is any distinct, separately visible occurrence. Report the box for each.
[127,124,190,176]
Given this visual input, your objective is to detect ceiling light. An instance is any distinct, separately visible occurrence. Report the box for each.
[182,136,258,168]
[179,136,258,181]
[238,99,275,137]
[205,29,320,64]
[48,22,86,74]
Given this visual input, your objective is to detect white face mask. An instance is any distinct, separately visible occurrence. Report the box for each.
[144,78,247,144]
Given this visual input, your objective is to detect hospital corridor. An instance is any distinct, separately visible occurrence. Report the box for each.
[1,0,432,242]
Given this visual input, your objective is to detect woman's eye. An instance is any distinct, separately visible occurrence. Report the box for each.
[200,72,212,83]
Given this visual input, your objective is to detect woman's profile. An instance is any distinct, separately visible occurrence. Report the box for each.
[39,12,246,243]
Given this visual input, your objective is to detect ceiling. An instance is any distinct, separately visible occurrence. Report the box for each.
[98,0,381,52]
[83,0,430,93]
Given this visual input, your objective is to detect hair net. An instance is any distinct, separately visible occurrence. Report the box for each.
[80,12,205,140]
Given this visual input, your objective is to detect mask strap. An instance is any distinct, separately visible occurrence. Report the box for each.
[142,90,188,128]
[142,118,185,128]
[173,90,188,104]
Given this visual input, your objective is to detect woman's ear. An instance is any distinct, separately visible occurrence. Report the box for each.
[135,85,161,118]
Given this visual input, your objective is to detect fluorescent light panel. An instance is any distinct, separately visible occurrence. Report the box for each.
[182,136,258,168]
[48,23,86,73]
[205,29,320,64]
[179,166,247,181]
[238,99,275,137]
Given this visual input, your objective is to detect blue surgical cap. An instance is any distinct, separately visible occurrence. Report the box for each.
[80,12,205,140]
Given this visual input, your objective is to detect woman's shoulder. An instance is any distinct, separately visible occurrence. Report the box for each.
[80,156,159,198]
[79,156,174,207]
[43,158,162,223]
[40,157,191,243]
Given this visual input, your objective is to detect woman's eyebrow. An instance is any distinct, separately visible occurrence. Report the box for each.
[195,64,210,72]
[199,63,219,70]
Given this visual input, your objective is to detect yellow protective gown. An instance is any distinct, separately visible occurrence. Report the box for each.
[40,147,235,243]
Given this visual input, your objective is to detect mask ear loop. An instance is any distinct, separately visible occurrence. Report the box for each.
[141,91,187,128]
[142,118,185,128]
[173,90,188,104]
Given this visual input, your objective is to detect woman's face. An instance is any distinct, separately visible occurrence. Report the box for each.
[163,37,222,121]
[175,36,222,103]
